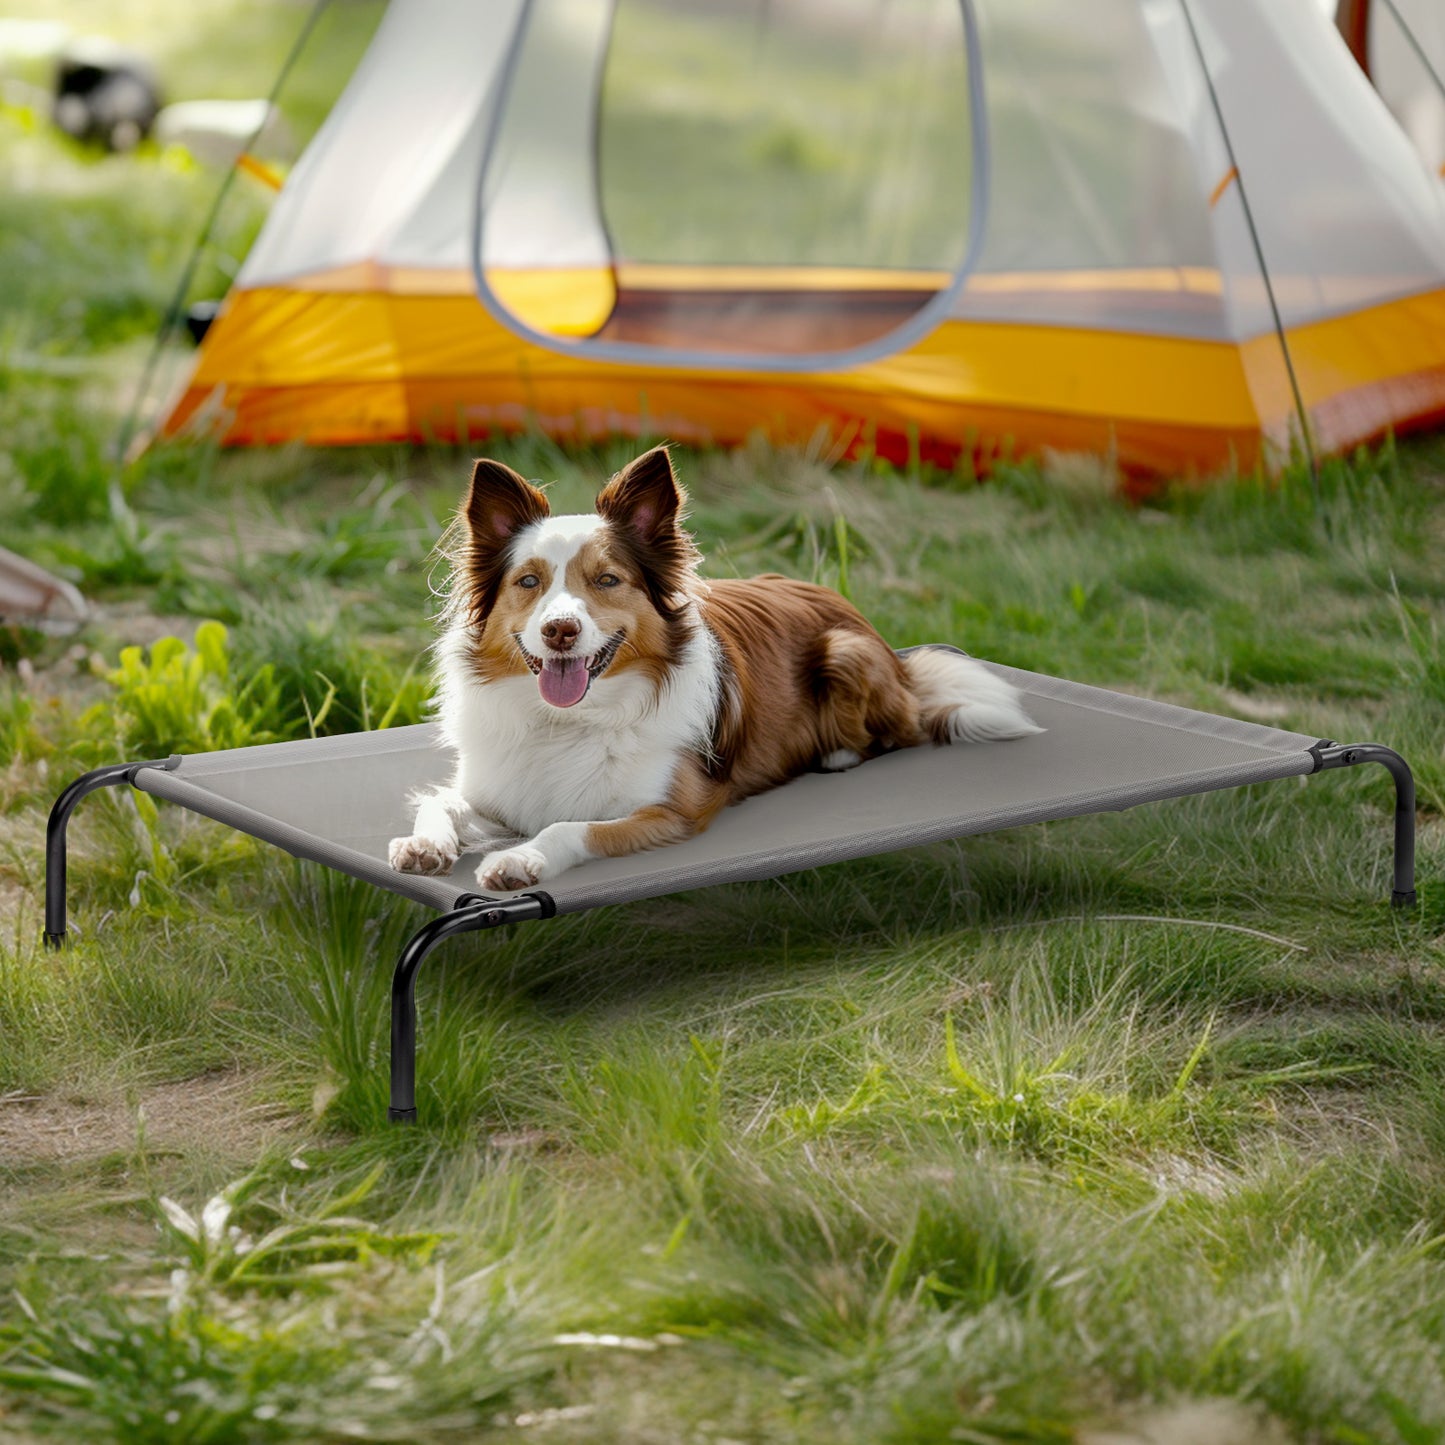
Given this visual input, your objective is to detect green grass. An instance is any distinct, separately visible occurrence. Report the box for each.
[2,4,1445,1440]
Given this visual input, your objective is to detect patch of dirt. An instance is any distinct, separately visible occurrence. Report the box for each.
[1081,1399,1291,1445]
[1214,687,1297,723]
[0,1069,304,1166]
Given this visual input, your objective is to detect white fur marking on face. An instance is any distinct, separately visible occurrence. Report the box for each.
[511,514,605,565]
[512,514,614,665]
[511,514,618,664]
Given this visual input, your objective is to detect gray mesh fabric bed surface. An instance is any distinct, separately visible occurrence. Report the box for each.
[132,657,1321,917]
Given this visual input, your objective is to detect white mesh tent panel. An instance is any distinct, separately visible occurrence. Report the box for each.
[954,0,1445,338]
[479,0,612,272]
[477,0,979,358]
[952,0,1231,337]
[591,0,974,270]
[1195,0,1445,326]
[1371,0,1445,177]
[238,0,523,285]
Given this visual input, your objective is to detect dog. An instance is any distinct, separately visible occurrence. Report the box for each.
[388,446,1042,893]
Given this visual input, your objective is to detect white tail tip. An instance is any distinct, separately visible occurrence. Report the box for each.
[905,647,1045,743]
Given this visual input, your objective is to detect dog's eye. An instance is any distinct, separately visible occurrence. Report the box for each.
[517,574,540,589]
[595,573,620,588]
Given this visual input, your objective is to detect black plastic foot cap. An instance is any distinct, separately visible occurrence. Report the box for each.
[43,930,65,951]
[1392,890,1418,910]
[387,1106,418,1124]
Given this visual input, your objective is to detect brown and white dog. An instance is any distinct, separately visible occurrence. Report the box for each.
[388,447,1041,892]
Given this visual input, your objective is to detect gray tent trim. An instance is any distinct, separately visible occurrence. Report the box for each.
[0,546,88,633]
[43,650,1417,1123]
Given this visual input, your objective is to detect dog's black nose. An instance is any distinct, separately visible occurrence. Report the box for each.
[541,617,581,651]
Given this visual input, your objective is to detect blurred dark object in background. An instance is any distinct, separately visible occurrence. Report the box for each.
[53,37,160,152]
[185,300,221,345]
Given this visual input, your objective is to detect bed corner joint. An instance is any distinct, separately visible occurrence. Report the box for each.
[1307,740,1417,909]
[44,756,182,949]
[389,890,557,1124]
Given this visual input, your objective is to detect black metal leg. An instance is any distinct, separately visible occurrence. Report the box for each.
[1309,742,1417,908]
[44,757,178,948]
[389,891,556,1123]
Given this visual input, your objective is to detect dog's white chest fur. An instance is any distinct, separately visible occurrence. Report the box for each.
[436,617,721,837]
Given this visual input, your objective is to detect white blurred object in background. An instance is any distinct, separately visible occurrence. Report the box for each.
[155,98,291,168]
[0,18,70,110]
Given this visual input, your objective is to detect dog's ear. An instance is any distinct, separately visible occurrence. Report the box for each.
[596,446,700,617]
[465,459,549,543]
[596,446,684,544]
[460,460,548,629]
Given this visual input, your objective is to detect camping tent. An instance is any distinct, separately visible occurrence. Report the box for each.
[159,0,1445,477]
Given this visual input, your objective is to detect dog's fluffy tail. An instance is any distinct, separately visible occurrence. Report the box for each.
[905,647,1044,744]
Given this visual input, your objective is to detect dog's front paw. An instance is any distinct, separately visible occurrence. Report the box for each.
[388,835,459,876]
[476,845,547,892]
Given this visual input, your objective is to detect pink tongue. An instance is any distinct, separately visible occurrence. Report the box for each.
[539,658,590,708]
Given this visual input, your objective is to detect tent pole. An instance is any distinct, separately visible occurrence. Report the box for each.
[112,0,334,465]
[1176,0,1321,498]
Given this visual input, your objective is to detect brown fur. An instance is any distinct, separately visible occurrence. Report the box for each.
[581,574,923,858]
[700,576,924,801]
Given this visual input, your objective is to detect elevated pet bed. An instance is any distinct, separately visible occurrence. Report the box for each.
[44,652,1418,1123]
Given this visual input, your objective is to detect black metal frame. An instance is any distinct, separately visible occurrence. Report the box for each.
[44,756,179,948]
[1307,741,1417,908]
[386,889,555,1122]
[43,740,1420,1123]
